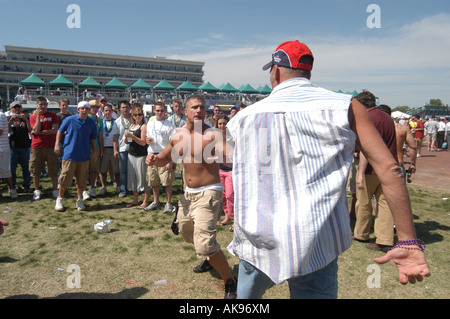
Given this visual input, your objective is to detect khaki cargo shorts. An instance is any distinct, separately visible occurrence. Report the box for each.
[147,165,174,187]
[59,160,89,188]
[177,189,223,257]
[29,148,59,177]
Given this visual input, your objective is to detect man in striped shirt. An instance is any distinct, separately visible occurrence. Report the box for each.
[226,40,430,298]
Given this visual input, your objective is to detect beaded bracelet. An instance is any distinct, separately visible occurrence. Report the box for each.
[391,239,425,252]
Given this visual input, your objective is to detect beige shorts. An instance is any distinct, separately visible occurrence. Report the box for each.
[29,148,59,177]
[416,137,423,147]
[427,133,437,144]
[89,146,100,171]
[147,165,174,187]
[59,160,89,188]
[100,147,119,174]
[0,151,11,178]
[177,189,223,257]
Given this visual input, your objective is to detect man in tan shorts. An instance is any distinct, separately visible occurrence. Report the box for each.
[54,101,98,211]
[29,97,59,200]
[145,95,237,299]
[145,102,176,213]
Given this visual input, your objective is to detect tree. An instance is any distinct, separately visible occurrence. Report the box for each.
[392,106,411,113]
[429,99,442,106]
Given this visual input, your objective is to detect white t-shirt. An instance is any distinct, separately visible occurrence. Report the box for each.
[102,118,120,147]
[146,119,175,154]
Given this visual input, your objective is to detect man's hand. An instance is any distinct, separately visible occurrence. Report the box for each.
[146,153,158,166]
[356,173,364,190]
[374,248,430,284]
[54,144,61,156]
[0,219,9,236]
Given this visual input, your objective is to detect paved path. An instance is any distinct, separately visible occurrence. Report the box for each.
[402,147,449,191]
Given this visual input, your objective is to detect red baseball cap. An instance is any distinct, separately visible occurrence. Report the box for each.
[262,40,314,71]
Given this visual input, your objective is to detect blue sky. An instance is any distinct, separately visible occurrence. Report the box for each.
[1,0,449,107]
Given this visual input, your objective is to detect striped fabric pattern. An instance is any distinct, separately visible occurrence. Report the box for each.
[227,78,356,284]
[0,111,9,152]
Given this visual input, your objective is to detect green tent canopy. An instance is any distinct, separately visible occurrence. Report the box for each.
[258,85,272,94]
[19,73,46,87]
[104,77,127,89]
[48,74,73,87]
[344,90,358,97]
[130,78,153,90]
[239,84,258,94]
[78,76,102,88]
[220,83,238,93]
[154,79,175,90]
[176,81,198,92]
[199,82,219,92]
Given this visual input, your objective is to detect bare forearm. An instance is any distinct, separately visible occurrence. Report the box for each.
[378,164,416,240]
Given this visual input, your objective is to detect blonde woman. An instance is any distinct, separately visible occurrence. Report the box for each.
[124,107,150,208]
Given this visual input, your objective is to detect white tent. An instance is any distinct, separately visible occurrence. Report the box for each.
[391,111,410,119]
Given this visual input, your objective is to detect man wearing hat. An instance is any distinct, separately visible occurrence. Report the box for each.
[7,102,31,194]
[84,99,104,199]
[226,40,429,298]
[54,101,97,211]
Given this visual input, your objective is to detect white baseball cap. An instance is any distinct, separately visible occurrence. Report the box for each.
[77,101,90,109]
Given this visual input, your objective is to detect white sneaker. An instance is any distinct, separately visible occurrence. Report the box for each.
[89,188,97,198]
[76,199,86,211]
[52,189,59,199]
[9,189,18,199]
[99,187,107,196]
[33,190,41,201]
[164,203,175,214]
[55,197,64,211]
[82,190,90,200]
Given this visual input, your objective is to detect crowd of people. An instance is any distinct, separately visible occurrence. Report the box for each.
[0,40,436,299]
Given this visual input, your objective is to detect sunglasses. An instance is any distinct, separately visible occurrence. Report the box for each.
[133,113,143,116]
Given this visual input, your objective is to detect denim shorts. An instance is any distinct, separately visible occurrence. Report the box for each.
[237,258,338,299]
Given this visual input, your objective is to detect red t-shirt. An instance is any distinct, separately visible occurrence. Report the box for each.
[30,111,59,149]
[415,120,424,138]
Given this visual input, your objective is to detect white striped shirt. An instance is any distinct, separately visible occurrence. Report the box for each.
[226,78,356,284]
[0,111,9,152]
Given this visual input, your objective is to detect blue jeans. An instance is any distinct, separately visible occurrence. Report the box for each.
[237,258,338,299]
[118,151,128,194]
[9,147,31,188]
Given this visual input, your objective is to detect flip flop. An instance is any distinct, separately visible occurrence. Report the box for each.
[126,202,138,208]
[137,203,148,209]
[217,221,232,226]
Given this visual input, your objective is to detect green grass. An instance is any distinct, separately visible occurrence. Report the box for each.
[0,175,448,299]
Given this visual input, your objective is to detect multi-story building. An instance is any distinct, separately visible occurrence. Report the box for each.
[0,45,205,107]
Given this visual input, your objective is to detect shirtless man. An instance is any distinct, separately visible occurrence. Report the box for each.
[395,121,417,179]
[145,95,237,299]
[379,105,417,179]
